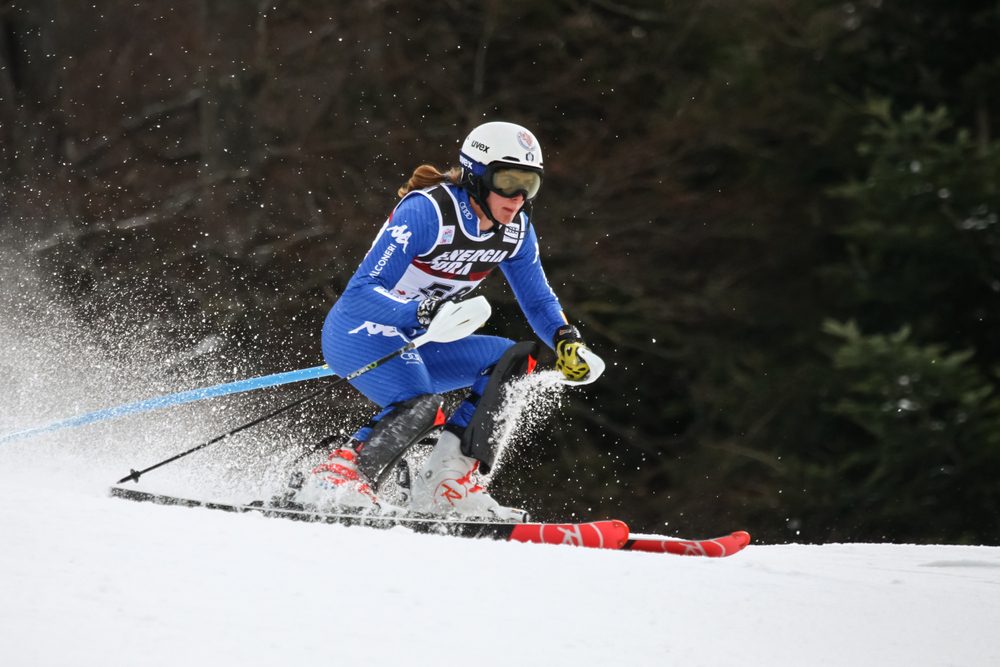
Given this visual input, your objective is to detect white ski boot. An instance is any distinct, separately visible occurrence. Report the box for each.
[410,431,527,522]
[294,447,380,512]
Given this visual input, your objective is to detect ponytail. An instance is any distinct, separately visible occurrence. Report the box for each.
[397,164,463,197]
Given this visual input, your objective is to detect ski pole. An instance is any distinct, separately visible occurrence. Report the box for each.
[115,296,491,484]
[0,365,336,446]
[115,351,386,484]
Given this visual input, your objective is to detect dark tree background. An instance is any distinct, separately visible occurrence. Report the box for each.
[3,0,999,543]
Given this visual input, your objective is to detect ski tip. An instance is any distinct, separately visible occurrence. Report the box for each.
[732,530,752,547]
[611,520,630,548]
[621,529,752,557]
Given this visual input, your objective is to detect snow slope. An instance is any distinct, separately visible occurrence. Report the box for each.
[2,461,999,667]
[3,256,1000,666]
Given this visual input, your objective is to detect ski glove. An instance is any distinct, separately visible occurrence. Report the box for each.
[416,297,449,328]
[553,325,592,382]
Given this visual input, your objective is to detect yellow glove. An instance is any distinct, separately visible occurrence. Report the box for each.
[554,325,591,382]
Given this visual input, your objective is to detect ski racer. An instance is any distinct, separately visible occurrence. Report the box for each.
[296,121,604,520]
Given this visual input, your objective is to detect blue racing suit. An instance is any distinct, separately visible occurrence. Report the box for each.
[321,183,568,441]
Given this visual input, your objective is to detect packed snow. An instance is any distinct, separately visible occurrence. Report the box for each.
[3,257,1000,667]
[2,457,999,667]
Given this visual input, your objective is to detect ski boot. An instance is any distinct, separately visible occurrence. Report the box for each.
[288,446,380,512]
[410,430,528,522]
[281,394,448,513]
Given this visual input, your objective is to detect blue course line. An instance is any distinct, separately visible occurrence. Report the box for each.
[0,364,336,445]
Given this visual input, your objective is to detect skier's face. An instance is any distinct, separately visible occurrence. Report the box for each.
[486,190,525,225]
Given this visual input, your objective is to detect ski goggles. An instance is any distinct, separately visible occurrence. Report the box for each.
[484,165,543,200]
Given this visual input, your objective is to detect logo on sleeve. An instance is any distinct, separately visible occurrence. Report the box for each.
[348,322,404,338]
[387,224,411,251]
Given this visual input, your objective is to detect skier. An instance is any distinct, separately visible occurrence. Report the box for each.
[297,121,604,519]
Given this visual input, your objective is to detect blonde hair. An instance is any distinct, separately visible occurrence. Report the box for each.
[397,164,463,197]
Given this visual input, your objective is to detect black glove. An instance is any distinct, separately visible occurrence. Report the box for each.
[416,297,448,328]
[553,325,592,381]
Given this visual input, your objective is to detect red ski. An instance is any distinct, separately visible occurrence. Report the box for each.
[510,520,629,550]
[623,530,751,557]
[109,487,745,556]
[109,486,629,549]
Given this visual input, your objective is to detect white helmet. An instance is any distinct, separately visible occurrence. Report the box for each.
[460,121,544,173]
[459,122,544,208]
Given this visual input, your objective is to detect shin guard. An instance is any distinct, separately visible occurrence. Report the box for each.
[457,341,538,474]
[356,394,445,488]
